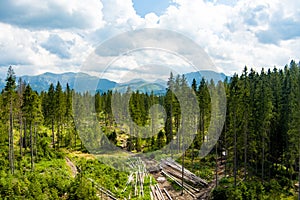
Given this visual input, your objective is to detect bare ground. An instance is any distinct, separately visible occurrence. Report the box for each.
[65,157,78,177]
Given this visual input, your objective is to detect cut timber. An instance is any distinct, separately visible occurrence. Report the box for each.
[151,185,160,200]
[163,188,173,200]
[161,170,196,198]
[87,178,117,200]
[161,170,199,193]
[155,184,165,200]
[160,158,208,187]
[150,184,166,200]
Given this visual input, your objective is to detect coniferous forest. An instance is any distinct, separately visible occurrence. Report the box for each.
[1,61,300,199]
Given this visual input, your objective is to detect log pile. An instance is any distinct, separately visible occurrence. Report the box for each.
[160,158,208,187]
[159,158,208,198]
[150,184,165,200]
[124,157,148,198]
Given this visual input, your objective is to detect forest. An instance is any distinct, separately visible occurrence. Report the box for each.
[1,60,300,199]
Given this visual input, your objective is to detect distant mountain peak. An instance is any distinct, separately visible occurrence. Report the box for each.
[0,70,229,93]
[121,78,146,84]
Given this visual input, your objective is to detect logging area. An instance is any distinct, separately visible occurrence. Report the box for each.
[2,65,300,199]
[148,158,225,200]
[65,155,225,200]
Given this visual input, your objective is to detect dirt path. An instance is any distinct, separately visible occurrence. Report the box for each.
[65,157,78,177]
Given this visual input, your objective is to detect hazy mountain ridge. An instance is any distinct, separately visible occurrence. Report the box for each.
[185,70,228,85]
[114,79,166,95]
[0,71,228,93]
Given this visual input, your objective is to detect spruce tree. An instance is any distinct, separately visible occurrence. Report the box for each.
[3,66,16,174]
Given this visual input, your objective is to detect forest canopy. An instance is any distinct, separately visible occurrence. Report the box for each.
[1,61,300,199]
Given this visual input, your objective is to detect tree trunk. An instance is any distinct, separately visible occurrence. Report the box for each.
[262,132,265,183]
[57,122,60,148]
[224,122,227,177]
[298,153,300,200]
[170,98,173,157]
[244,124,248,180]
[181,151,185,196]
[234,105,237,187]
[215,142,218,187]
[191,143,194,167]
[34,123,38,161]
[52,119,55,148]
[201,111,205,143]
[19,116,23,157]
[298,133,300,200]
[18,78,23,158]
[24,118,27,149]
[30,122,34,171]
[9,98,14,174]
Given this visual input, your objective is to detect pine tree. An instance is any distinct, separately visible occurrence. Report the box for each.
[257,69,273,182]
[22,85,42,170]
[65,83,73,147]
[3,66,17,174]
[287,61,300,184]
[44,83,56,148]
[17,78,25,157]
[165,72,175,154]
[229,74,239,187]
[157,130,166,149]
[198,77,210,146]
[55,81,65,148]
[240,66,250,179]
[174,75,181,153]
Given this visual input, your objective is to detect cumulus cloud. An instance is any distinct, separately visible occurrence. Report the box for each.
[146,0,300,74]
[41,34,73,59]
[0,23,93,78]
[0,0,104,30]
[101,0,142,26]
[256,15,300,44]
[85,49,194,82]
[1,0,300,79]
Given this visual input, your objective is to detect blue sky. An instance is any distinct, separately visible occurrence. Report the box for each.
[132,0,173,17]
[0,0,300,81]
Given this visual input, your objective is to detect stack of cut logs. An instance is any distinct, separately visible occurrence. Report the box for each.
[159,158,208,198]
[123,157,148,198]
[150,184,173,200]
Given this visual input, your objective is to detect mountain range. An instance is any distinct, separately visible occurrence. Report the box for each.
[0,71,228,94]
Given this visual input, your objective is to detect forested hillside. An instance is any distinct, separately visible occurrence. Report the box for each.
[1,61,300,199]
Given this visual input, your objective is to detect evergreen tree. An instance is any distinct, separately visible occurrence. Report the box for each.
[3,66,17,174]
[55,81,65,148]
[240,67,250,179]
[17,78,25,157]
[22,85,42,170]
[287,61,300,183]
[229,74,239,187]
[165,72,175,145]
[197,77,210,147]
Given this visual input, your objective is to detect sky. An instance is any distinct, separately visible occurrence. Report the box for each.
[0,0,300,81]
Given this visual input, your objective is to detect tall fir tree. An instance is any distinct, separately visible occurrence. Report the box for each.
[3,66,16,174]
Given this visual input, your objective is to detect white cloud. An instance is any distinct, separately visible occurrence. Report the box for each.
[101,0,143,27]
[84,48,195,82]
[1,0,300,80]
[0,0,104,30]
[0,23,93,78]
[148,0,300,74]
